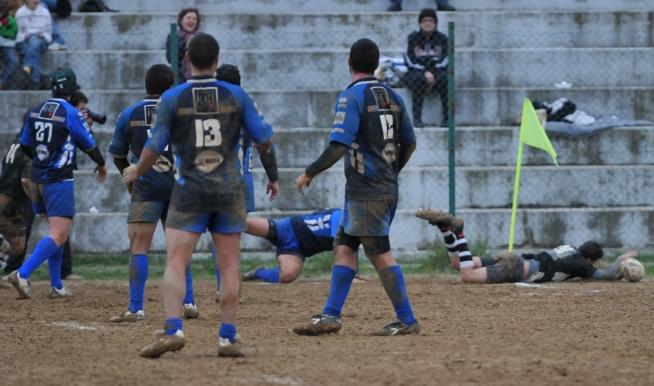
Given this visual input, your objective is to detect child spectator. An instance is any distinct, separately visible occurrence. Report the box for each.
[15,0,52,89]
[165,8,200,82]
[0,3,19,89]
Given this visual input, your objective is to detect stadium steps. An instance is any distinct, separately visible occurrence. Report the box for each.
[57,11,654,50]
[2,126,653,169]
[69,0,654,13]
[2,87,653,132]
[29,206,654,253]
[37,47,654,90]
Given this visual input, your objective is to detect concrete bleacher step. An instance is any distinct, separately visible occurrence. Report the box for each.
[70,164,654,213]
[72,0,654,13]
[2,87,653,131]
[29,206,654,253]
[58,11,654,50]
[3,125,652,170]
[41,47,654,90]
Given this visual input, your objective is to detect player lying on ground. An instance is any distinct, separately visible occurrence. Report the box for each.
[241,208,343,283]
[108,64,199,323]
[8,68,107,299]
[294,38,420,336]
[415,208,639,283]
[123,33,278,358]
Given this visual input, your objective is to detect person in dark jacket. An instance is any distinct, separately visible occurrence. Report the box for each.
[404,8,449,127]
[165,8,200,82]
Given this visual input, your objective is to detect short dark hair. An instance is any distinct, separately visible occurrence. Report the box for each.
[177,8,200,31]
[216,64,241,86]
[70,90,88,107]
[145,64,174,96]
[579,241,604,261]
[187,33,220,70]
[349,38,379,74]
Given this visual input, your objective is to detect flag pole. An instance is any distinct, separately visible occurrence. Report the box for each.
[508,140,524,252]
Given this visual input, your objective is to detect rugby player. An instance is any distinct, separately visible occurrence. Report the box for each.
[415,208,638,283]
[242,208,343,283]
[123,33,278,358]
[8,68,107,299]
[294,38,420,336]
[108,64,199,323]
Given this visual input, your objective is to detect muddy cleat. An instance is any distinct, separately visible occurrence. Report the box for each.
[8,270,32,299]
[415,208,453,230]
[48,286,73,298]
[218,337,244,357]
[109,310,145,323]
[242,267,262,281]
[293,314,342,336]
[214,290,220,303]
[373,321,421,336]
[183,303,199,319]
[139,330,185,358]
[450,216,465,233]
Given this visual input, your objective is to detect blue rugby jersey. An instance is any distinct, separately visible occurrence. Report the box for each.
[110,98,175,202]
[290,208,342,257]
[329,78,416,200]
[19,98,97,184]
[145,76,273,212]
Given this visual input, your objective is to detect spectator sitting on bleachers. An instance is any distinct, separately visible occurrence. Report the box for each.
[0,3,19,89]
[165,7,200,82]
[40,0,71,50]
[15,0,52,90]
[388,0,455,12]
[404,8,449,127]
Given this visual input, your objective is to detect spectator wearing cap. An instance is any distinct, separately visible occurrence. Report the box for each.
[388,0,455,12]
[0,3,19,89]
[15,0,52,89]
[165,8,200,82]
[403,8,449,127]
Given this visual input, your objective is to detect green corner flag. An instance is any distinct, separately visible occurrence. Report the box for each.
[519,98,558,165]
[508,98,559,251]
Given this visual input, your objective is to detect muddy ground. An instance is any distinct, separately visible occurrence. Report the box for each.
[1,276,653,386]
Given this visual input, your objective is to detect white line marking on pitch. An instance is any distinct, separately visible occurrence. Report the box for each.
[49,321,98,331]
[262,375,302,386]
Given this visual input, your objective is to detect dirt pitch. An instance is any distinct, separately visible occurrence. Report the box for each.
[1,276,653,386]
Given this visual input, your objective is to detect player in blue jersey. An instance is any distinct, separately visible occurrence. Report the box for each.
[123,33,279,358]
[107,64,199,322]
[294,39,420,336]
[241,208,343,283]
[8,68,107,299]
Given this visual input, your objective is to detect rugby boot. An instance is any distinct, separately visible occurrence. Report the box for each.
[242,267,262,281]
[218,337,244,357]
[183,303,200,319]
[109,310,144,323]
[373,320,421,336]
[8,270,32,299]
[139,330,185,358]
[450,216,465,234]
[48,286,73,298]
[415,208,453,230]
[293,314,342,336]
[214,290,220,303]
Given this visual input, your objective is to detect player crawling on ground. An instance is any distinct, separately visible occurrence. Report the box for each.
[241,208,343,283]
[294,38,420,337]
[108,64,199,323]
[415,208,639,284]
[123,33,278,358]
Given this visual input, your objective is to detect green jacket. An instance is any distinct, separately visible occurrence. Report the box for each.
[0,16,17,40]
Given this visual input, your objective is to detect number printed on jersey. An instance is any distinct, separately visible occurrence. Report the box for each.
[304,213,332,231]
[35,121,53,142]
[5,144,20,164]
[379,114,397,164]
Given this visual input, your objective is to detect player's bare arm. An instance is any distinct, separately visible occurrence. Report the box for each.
[296,142,348,194]
[83,146,107,183]
[122,148,159,183]
[255,140,279,200]
[398,142,417,171]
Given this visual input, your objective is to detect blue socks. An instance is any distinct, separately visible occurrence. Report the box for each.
[255,267,280,283]
[183,264,195,305]
[48,246,64,290]
[380,265,417,326]
[164,317,183,335]
[322,265,356,317]
[128,254,148,313]
[18,236,59,279]
[219,323,237,343]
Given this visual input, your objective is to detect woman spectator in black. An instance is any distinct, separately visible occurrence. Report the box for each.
[165,8,200,82]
